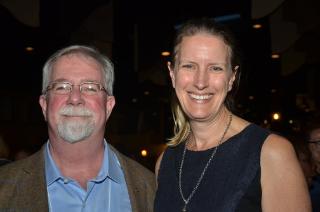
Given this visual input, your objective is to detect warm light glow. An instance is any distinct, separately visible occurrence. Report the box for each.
[141,149,148,157]
[272,112,281,120]
[161,51,170,56]
[248,95,254,100]
[144,91,150,95]
[25,46,34,52]
[263,120,268,124]
[253,24,262,29]
[289,120,293,124]
[271,54,280,59]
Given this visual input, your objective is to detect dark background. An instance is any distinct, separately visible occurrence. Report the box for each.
[0,0,319,170]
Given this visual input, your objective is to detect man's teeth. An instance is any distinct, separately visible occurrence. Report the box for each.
[190,94,211,100]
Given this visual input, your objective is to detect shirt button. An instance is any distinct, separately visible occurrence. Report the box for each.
[63,178,69,184]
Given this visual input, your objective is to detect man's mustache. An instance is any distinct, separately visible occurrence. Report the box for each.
[59,106,93,117]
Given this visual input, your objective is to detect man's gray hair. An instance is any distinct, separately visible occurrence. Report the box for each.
[42,45,114,95]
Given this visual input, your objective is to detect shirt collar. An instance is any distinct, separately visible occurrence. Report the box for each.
[44,140,124,186]
[93,140,123,184]
[44,141,62,186]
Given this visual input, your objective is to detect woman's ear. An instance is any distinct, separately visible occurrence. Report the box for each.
[168,61,175,88]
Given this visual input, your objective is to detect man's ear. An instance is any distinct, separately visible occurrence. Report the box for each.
[168,61,175,88]
[39,95,48,121]
[105,95,115,120]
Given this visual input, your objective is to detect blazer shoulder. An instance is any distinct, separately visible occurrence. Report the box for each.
[0,149,44,178]
[109,145,155,182]
[123,154,155,178]
[109,145,156,212]
[0,148,48,211]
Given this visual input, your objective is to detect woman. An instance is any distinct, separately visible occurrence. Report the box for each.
[154,18,311,212]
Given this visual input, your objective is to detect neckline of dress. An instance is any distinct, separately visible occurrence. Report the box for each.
[185,123,254,153]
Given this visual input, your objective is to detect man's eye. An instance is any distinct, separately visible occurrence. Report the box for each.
[209,66,223,71]
[55,84,70,90]
[82,85,98,92]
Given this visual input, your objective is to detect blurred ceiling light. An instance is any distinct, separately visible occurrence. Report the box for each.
[271,54,280,59]
[25,46,34,52]
[253,24,262,29]
[141,149,148,157]
[272,112,281,120]
[132,98,137,103]
[161,51,170,57]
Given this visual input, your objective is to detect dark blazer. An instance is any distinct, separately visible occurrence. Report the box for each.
[0,159,10,166]
[0,145,156,212]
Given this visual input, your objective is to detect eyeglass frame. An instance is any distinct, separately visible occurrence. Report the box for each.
[44,81,107,95]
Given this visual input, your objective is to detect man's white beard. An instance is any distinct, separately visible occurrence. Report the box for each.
[58,120,94,143]
[57,106,95,143]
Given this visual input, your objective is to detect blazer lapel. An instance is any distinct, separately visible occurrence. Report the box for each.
[110,145,147,212]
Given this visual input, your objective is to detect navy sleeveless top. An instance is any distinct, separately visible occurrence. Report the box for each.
[154,124,270,212]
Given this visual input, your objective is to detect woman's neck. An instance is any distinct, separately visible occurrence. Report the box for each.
[188,110,232,151]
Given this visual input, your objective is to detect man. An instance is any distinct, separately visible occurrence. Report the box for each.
[0,45,156,211]
[307,117,320,212]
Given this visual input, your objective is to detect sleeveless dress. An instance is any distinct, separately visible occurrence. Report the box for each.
[154,124,270,212]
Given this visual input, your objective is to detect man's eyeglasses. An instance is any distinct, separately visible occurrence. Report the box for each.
[45,81,106,96]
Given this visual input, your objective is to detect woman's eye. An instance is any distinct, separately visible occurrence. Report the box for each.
[181,64,194,69]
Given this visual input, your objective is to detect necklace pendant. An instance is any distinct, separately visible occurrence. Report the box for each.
[182,204,187,212]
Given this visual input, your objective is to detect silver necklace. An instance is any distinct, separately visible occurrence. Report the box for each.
[178,114,232,212]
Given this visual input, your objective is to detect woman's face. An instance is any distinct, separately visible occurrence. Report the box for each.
[169,34,236,122]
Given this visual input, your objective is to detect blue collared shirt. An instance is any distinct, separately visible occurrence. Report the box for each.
[44,141,132,212]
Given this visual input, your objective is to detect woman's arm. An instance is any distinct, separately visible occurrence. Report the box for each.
[261,134,311,211]
[155,152,164,183]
